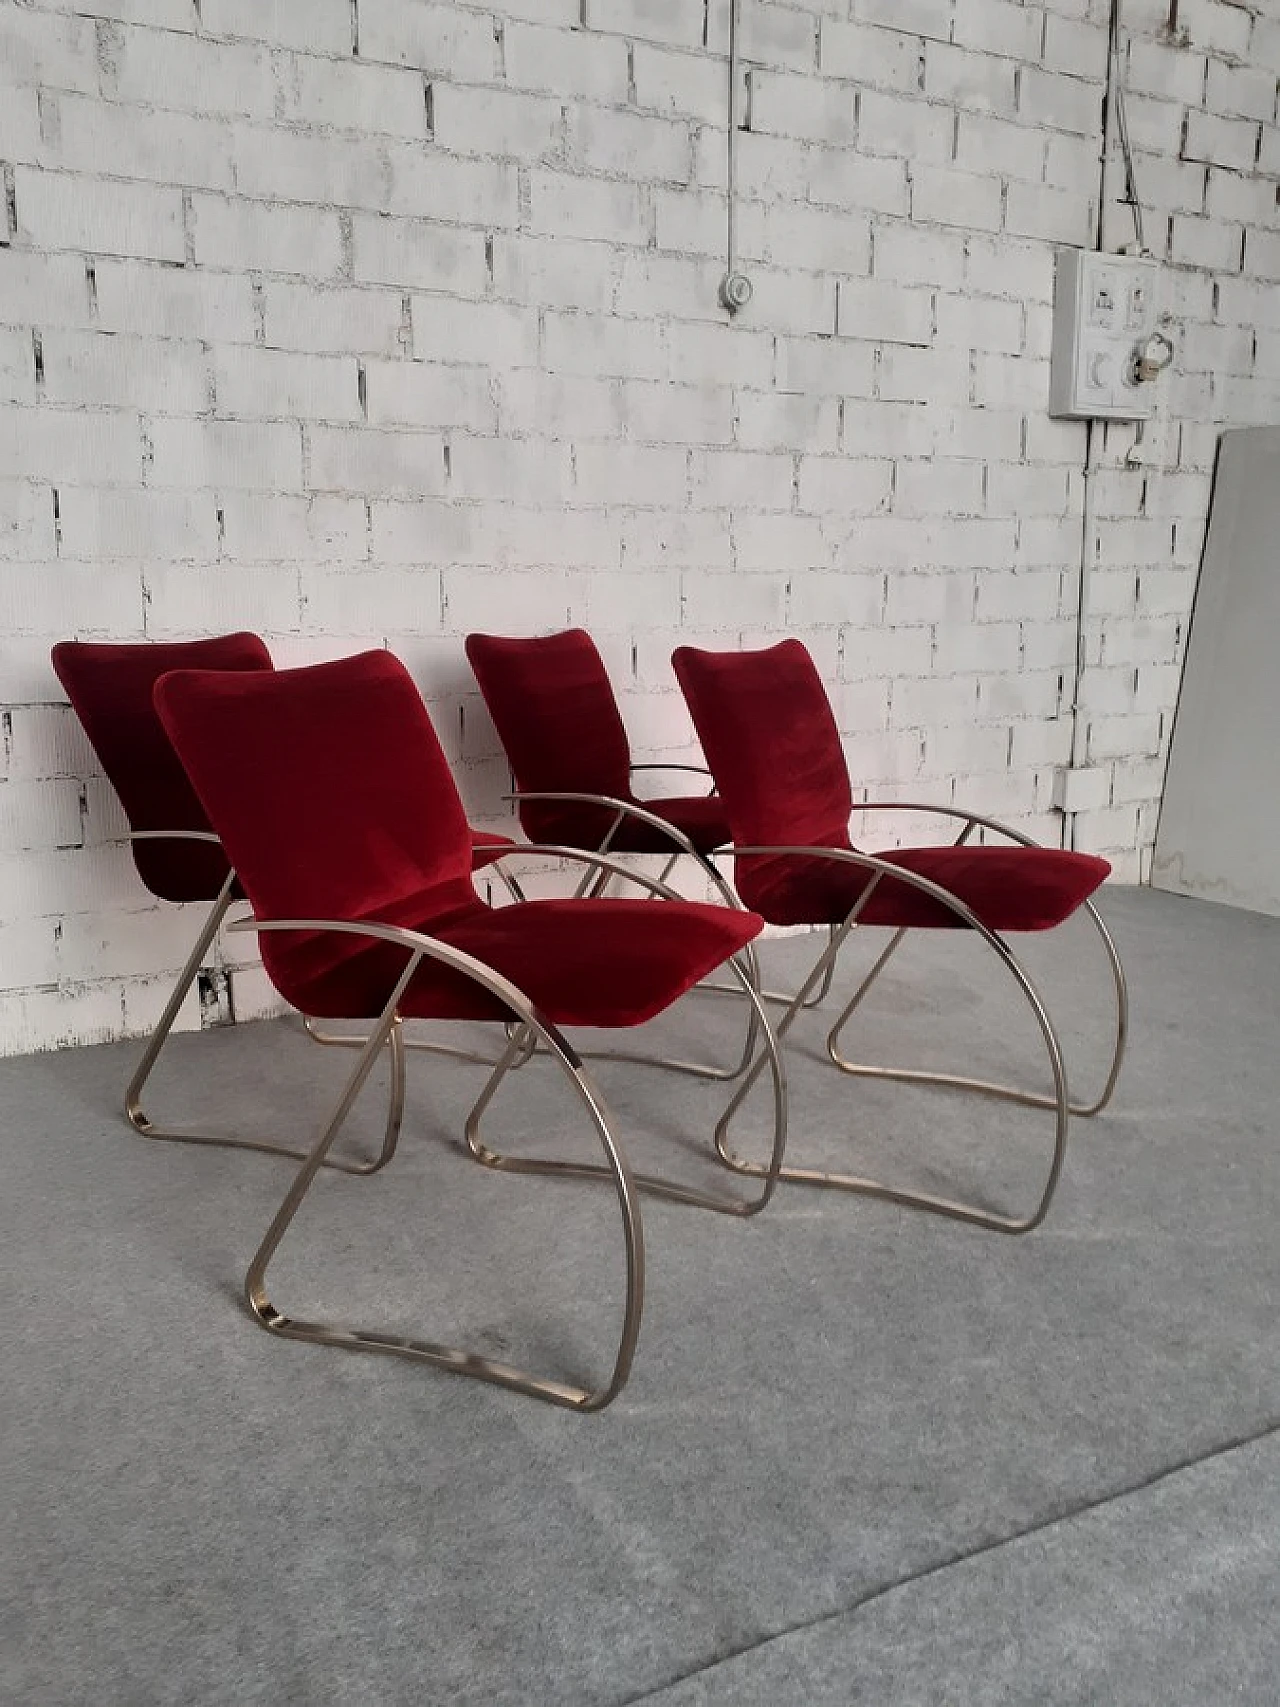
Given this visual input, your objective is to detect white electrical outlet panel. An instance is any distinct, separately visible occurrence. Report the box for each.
[1049,247,1159,420]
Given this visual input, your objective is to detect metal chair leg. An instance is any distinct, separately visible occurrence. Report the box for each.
[825,900,1128,1120]
[244,971,646,1412]
[466,952,788,1219]
[712,888,1071,1234]
[125,871,402,1176]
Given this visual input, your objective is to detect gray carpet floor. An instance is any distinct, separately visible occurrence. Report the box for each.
[1,885,1277,1705]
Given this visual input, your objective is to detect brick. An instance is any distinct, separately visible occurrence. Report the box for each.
[302,566,443,635]
[262,282,404,356]
[0,84,40,163]
[357,0,496,76]
[232,127,392,211]
[748,70,858,145]
[788,568,884,627]
[821,21,921,92]
[201,0,352,51]
[572,442,686,507]
[568,105,692,183]
[623,380,734,445]
[504,21,630,102]
[740,1,819,71]
[1182,109,1260,172]
[873,222,966,289]
[492,233,620,313]
[924,42,1018,116]
[934,292,1022,354]
[42,92,236,192]
[910,164,1003,231]
[734,389,839,453]
[1206,59,1278,125]
[92,259,256,343]
[0,407,142,485]
[1,559,143,634]
[41,331,209,414]
[1017,67,1103,137]
[797,456,894,514]
[364,360,496,433]
[855,0,952,46]
[584,0,703,50]
[631,43,725,122]
[143,562,303,636]
[0,482,56,561]
[0,10,98,93]
[857,90,956,162]
[807,146,910,216]
[13,169,185,262]
[219,494,368,562]
[189,196,345,278]
[527,169,647,246]
[99,28,277,119]
[276,54,429,139]
[432,84,564,160]
[450,436,573,504]
[622,509,731,570]
[691,449,795,510]
[543,312,668,381]
[1170,215,1243,272]
[0,331,36,406]
[412,298,539,369]
[148,419,303,491]
[1003,180,1093,246]
[956,113,1047,182]
[443,567,573,634]
[57,487,218,559]
[307,425,446,498]
[352,215,487,292]
[498,370,622,440]
[214,347,361,422]
[894,457,984,516]
[836,278,933,346]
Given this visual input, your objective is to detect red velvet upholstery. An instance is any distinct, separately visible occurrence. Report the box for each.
[465,629,732,854]
[672,639,1110,933]
[155,651,761,1028]
[52,634,272,903]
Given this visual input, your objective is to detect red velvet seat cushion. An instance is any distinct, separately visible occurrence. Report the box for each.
[273,896,761,1026]
[155,650,761,1029]
[739,844,1110,932]
[466,629,728,853]
[51,633,272,903]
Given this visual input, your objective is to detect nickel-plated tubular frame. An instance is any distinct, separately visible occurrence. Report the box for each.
[461,843,788,1216]
[710,844,1071,1235]
[230,914,645,1412]
[835,802,1128,1115]
[124,831,404,1175]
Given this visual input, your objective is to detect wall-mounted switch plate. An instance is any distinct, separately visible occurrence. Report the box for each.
[1049,247,1160,421]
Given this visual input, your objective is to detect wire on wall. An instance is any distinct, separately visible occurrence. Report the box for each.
[720,0,752,313]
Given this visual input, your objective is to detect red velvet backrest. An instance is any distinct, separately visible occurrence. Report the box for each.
[51,633,272,904]
[155,649,476,956]
[671,640,853,850]
[465,630,633,840]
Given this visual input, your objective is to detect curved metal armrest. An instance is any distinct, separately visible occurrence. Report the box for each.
[849,802,1043,851]
[511,843,747,914]
[629,761,717,798]
[719,844,993,934]
[227,912,555,1035]
[129,829,223,844]
[505,790,731,859]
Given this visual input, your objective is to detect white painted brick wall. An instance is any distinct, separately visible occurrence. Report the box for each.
[0,0,1276,1052]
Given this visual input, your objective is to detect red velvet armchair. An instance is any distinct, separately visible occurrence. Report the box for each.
[51,635,518,1163]
[154,650,786,1410]
[672,638,1128,1235]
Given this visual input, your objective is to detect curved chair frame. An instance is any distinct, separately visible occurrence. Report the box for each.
[710,845,1071,1235]
[459,845,789,1218]
[829,803,1127,1117]
[125,831,404,1176]
[231,914,644,1411]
